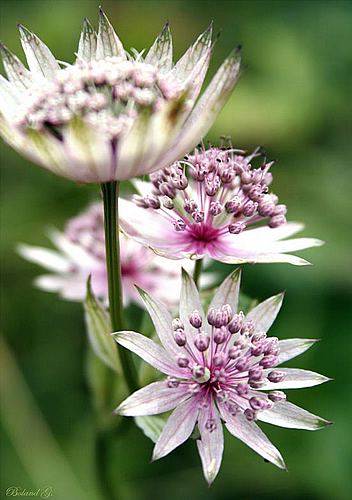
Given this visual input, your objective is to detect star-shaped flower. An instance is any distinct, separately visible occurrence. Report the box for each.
[113,269,331,484]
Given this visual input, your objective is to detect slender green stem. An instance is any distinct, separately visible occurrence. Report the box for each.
[193,258,203,288]
[101,181,138,393]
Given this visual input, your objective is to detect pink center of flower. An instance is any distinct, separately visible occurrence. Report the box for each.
[168,305,286,427]
[134,146,287,256]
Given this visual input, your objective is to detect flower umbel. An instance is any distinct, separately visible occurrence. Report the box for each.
[18,201,190,307]
[113,269,331,484]
[0,10,241,182]
[119,146,323,265]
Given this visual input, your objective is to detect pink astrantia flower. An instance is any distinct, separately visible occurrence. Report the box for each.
[119,146,323,265]
[113,269,331,484]
[17,202,192,307]
[0,9,240,183]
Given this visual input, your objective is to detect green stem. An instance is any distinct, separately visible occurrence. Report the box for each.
[193,258,203,289]
[101,181,138,393]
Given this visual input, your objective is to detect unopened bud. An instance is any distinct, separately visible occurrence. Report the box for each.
[189,310,202,329]
[174,329,186,346]
[177,354,190,368]
[267,370,285,383]
[194,333,210,352]
[268,390,286,402]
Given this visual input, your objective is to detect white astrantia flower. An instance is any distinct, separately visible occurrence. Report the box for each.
[17,201,200,308]
[0,9,241,183]
[113,268,331,485]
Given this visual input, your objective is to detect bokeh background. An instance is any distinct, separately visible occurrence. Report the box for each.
[1,1,351,499]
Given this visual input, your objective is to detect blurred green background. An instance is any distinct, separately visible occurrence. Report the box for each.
[1,0,351,499]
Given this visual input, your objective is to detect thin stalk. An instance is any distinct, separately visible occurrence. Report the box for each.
[101,181,138,393]
[193,258,203,288]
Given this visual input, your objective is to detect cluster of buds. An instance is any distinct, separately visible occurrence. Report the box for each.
[15,57,184,140]
[134,146,287,243]
[169,304,286,422]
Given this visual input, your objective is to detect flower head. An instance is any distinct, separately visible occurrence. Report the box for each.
[119,146,323,265]
[113,269,331,484]
[17,201,191,307]
[0,10,240,182]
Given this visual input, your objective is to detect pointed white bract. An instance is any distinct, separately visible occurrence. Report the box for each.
[119,147,323,266]
[18,201,193,307]
[0,10,241,183]
[113,269,331,484]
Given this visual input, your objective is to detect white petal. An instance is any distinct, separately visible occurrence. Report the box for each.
[62,117,112,182]
[162,48,241,165]
[277,338,319,365]
[25,128,74,178]
[18,25,59,79]
[174,23,213,81]
[112,331,185,378]
[17,243,71,272]
[119,198,174,247]
[153,397,199,460]
[246,292,284,334]
[234,222,305,243]
[0,75,22,118]
[258,401,332,430]
[261,368,331,390]
[0,43,32,89]
[221,405,286,469]
[136,287,181,357]
[114,381,189,416]
[96,8,126,60]
[241,253,311,266]
[118,94,190,179]
[48,229,98,269]
[145,23,173,72]
[76,18,97,62]
[268,238,324,253]
[197,404,224,485]
[208,267,241,313]
[34,274,84,300]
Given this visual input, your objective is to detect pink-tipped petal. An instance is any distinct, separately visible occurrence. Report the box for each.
[114,381,190,416]
[152,397,199,460]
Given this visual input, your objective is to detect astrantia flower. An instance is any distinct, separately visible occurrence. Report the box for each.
[119,146,323,265]
[17,202,191,307]
[0,9,240,183]
[113,269,331,484]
